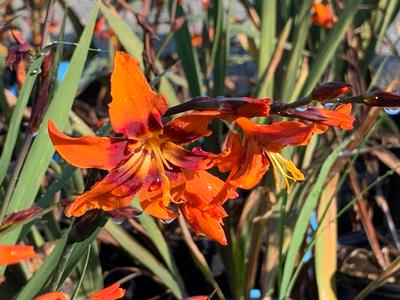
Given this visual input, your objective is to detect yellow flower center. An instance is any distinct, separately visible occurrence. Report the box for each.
[266,152,304,192]
[145,137,174,206]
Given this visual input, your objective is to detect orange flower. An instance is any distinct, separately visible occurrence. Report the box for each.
[33,292,67,300]
[88,282,125,300]
[179,170,236,245]
[0,244,35,265]
[48,52,233,242]
[312,2,337,29]
[278,104,355,133]
[209,118,317,206]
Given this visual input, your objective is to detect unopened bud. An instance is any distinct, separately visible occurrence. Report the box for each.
[29,50,53,133]
[311,82,352,102]
[69,210,106,243]
[363,90,400,107]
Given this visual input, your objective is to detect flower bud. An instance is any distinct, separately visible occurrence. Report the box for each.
[363,90,400,107]
[29,50,53,133]
[311,82,352,102]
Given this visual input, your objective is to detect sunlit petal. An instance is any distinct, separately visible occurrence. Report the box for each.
[48,121,128,170]
[88,282,125,300]
[162,111,217,144]
[33,292,67,300]
[0,244,35,265]
[109,51,168,138]
[65,150,151,217]
[236,117,316,152]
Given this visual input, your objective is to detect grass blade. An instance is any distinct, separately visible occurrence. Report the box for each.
[279,140,349,300]
[0,55,45,185]
[279,0,313,100]
[105,221,185,299]
[13,230,70,300]
[257,0,276,98]
[170,1,204,96]
[315,174,339,300]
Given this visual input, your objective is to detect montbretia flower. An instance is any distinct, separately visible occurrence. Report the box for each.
[312,1,337,29]
[88,282,125,300]
[33,292,67,300]
[48,51,234,243]
[209,119,316,207]
[279,103,355,133]
[0,244,35,265]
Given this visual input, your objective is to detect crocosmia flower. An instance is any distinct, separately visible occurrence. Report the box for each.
[48,51,234,243]
[0,244,35,265]
[88,282,125,300]
[33,292,67,300]
[312,1,337,29]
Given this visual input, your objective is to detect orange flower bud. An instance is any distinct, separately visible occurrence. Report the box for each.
[311,82,352,102]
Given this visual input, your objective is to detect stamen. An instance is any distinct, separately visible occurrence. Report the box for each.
[147,140,174,205]
[266,152,304,192]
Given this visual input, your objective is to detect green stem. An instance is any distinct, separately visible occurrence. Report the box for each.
[49,242,76,291]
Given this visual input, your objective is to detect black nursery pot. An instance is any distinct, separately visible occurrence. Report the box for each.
[337,271,400,300]
[336,231,400,300]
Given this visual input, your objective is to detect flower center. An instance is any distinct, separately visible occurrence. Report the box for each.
[145,137,174,206]
[266,152,304,192]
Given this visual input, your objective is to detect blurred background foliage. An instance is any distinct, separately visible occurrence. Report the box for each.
[0,0,400,299]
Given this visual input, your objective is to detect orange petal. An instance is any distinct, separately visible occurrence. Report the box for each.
[179,170,236,244]
[229,138,270,190]
[312,3,336,29]
[317,104,354,130]
[65,150,151,217]
[138,164,185,219]
[236,118,316,152]
[161,142,213,170]
[89,282,125,300]
[182,170,236,208]
[33,292,68,300]
[205,132,242,173]
[48,121,128,170]
[162,112,217,144]
[109,51,168,138]
[0,244,35,265]
[279,105,354,132]
[180,203,228,245]
[209,137,268,207]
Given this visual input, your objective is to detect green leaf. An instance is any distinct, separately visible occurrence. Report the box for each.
[0,55,45,185]
[0,2,99,267]
[14,230,70,300]
[279,0,313,100]
[170,2,205,97]
[257,0,276,98]
[105,221,185,299]
[132,200,186,293]
[279,140,349,300]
